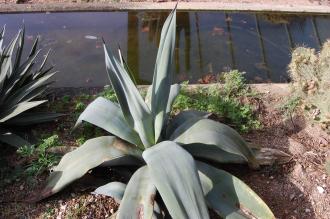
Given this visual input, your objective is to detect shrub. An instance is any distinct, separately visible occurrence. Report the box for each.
[289,41,330,132]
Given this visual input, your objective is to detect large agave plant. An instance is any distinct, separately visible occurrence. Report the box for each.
[0,27,61,148]
[38,8,274,218]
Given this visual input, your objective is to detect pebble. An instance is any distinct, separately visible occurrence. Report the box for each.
[317,186,325,194]
[290,194,295,201]
[19,185,24,190]
[84,35,98,40]
[305,208,311,213]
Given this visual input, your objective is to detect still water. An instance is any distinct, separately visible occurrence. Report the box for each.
[0,11,329,87]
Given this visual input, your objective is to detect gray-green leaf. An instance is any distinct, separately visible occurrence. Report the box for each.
[143,141,209,219]
[36,136,142,201]
[150,7,177,143]
[170,118,259,168]
[197,161,275,219]
[104,44,154,147]
[93,182,126,203]
[75,97,142,147]
[117,166,157,219]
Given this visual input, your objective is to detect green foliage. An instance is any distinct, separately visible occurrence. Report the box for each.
[75,101,86,112]
[289,41,330,132]
[172,84,260,132]
[61,95,71,104]
[0,27,61,148]
[221,70,248,97]
[17,135,60,176]
[38,8,273,219]
[99,86,118,102]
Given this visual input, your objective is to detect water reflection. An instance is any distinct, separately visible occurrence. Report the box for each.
[0,11,330,87]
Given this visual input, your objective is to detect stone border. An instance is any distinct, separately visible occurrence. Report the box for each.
[1,2,330,14]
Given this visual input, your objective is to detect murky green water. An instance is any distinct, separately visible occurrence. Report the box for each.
[0,11,329,87]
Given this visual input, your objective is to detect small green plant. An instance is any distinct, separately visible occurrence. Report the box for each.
[36,8,273,219]
[172,81,260,132]
[221,70,248,97]
[61,95,71,104]
[75,101,86,112]
[76,136,86,145]
[17,135,60,176]
[289,41,330,132]
[99,86,118,102]
[279,96,301,128]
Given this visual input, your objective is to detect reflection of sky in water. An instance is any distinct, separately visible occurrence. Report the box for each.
[0,12,329,87]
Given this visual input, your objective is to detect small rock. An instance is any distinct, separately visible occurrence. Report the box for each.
[317,186,325,194]
[290,194,295,201]
[305,208,311,213]
[110,208,114,214]
[269,176,274,180]
[19,185,24,190]
[84,35,98,40]
[288,138,306,155]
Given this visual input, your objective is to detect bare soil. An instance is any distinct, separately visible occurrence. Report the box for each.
[0,88,329,219]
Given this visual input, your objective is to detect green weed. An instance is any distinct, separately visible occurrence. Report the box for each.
[17,135,61,176]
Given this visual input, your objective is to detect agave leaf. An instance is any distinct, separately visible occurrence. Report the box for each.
[143,141,209,219]
[117,166,157,219]
[0,129,31,148]
[93,182,126,203]
[0,30,21,90]
[182,144,247,164]
[165,83,180,114]
[36,136,143,201]
[33,49,52,79]
[118,46,137,85]
[29,36,39,58]
[4,72,55,109]
[170,118,259,168]
[1,50,42,101]
[75,97,142,147]
[146,84,180,111]
[103,44,154,147]
[197,161,275,219]
[166,110,210,138]
[0,100,47,123]
[13,26,25,73]
[0,26,5,54]
[150,6,176,143]
[5,112,63,126]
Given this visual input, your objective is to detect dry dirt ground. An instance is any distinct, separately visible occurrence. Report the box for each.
[0,88,329,219]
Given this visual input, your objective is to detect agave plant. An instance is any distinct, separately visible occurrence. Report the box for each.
[0,27,61,148]
[37,8,274,218]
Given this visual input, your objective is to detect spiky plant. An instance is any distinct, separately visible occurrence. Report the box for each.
[289,41,330,132]
[0,27,61,148]
[37,8,274,218]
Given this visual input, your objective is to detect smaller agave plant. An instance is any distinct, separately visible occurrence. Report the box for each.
[0,26,61,148]
[36,7,275,219]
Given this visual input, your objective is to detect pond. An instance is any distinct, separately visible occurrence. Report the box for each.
[1,11,330,87]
